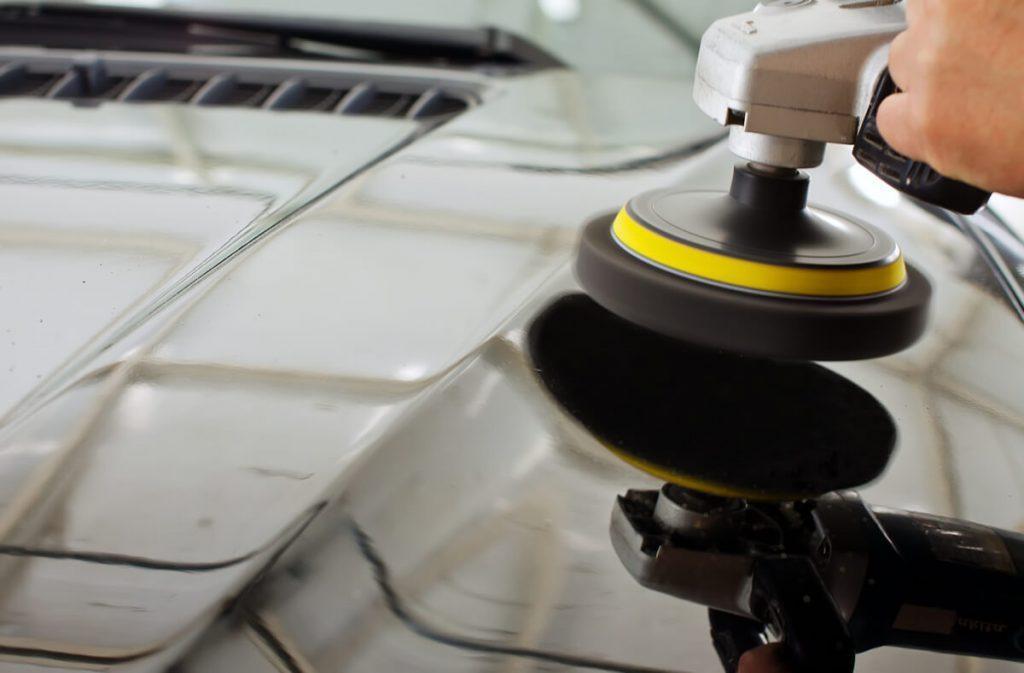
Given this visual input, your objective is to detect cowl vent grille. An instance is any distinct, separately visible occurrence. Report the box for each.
[0,53,477,121]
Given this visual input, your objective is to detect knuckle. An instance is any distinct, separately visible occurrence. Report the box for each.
[889,31,911,58]
[889,35,946,91]
[888,34,912,71]
[915,46,945,74]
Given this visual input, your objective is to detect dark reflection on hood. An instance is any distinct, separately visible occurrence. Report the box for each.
[529,294,896,500]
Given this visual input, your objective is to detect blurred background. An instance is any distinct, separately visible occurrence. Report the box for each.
[57,0,755,77]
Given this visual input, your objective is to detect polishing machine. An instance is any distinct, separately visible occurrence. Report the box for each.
[553,2,1024,672]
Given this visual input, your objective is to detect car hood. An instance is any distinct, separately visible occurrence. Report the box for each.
[0,64,1023,671]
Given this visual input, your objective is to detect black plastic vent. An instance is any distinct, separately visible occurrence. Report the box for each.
[0,58,474,121]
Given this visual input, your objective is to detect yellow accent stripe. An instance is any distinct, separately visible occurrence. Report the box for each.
[612,208,906,298]
[603,442,810,503]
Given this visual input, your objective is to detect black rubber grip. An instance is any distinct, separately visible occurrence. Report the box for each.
[853,68,991,215]
[750,557,855,673]
[708,609,767,673]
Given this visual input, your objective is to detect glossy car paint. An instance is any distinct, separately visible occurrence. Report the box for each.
[0,51,1022,673]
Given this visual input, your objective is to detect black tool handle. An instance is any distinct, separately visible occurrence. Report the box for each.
[749,557,856,673]
[706,558,855,673]
[853,68,991,215]
[854,510,1024,662]
[708,609,767,673]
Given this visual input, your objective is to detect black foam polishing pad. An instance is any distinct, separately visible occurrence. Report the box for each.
[529,294,896,501]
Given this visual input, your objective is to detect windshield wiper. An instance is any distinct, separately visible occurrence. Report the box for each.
[0,3,563,71]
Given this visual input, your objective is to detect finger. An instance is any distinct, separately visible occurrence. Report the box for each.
[887,30,916,91]
[876,92,926,161]
[738,644,789,673]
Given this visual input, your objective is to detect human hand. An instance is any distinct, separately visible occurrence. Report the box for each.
[738,643,790,673]
[877,0,1024,197]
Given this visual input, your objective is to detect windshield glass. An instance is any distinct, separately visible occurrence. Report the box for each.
[33,0,755,77]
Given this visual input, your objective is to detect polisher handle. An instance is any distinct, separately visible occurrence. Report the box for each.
[708,609,766,673]
[853,68,991,215]
[707,558,856,673]
[749,557,856,673]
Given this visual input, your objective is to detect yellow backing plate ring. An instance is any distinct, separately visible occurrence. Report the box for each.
[603,442,811,503]
[612,207,907,298]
